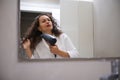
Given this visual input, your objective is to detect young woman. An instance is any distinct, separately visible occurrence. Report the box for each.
[22,13,80,59]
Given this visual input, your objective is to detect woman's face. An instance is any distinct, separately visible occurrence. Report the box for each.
[38,15,53,34]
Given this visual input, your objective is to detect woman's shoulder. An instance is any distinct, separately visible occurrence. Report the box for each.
[58,33,69,40]
[59,33,68,38]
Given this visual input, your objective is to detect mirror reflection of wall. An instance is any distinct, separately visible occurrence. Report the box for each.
[61,0,120,58]
[94,0,120,58]
[60,0,94,58]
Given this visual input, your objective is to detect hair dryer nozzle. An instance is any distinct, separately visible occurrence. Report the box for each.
[41,34,57,46]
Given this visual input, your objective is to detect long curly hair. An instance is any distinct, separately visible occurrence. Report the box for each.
[22,13,62,51]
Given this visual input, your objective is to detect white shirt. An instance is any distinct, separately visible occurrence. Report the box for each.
[31,33,80,59]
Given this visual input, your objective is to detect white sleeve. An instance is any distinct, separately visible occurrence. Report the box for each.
[61,33,80,58]
[30,49,40,59]
[31,55,35,59]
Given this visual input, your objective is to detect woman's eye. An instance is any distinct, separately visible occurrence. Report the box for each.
[41,19,51,23]
[48,19,51,21]
[42,20,45,23]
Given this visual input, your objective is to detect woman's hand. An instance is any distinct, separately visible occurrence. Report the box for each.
[22,39,31,50]
[49,45,60,54]
[22,39,32,58]
[49,45,70,58]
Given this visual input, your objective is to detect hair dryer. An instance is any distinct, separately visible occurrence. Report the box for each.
[41,33,57,58]
[41,33,57,46]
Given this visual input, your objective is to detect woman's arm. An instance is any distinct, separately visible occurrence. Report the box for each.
[22,39,33,58]
[24,48,32,58]
[60,33,80,58]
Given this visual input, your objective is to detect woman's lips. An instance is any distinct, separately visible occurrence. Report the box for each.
[46,24,51,27]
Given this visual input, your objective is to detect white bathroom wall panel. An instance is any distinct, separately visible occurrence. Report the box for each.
[94,0,120,57]
[60,0,93,58]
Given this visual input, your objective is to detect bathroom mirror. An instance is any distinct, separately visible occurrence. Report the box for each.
[19,0,120,59]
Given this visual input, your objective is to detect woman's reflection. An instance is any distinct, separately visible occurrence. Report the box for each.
[22,13,80,59]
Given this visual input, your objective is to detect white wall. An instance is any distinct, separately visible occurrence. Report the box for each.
[94,0,120,57]
[60,0,93,58]
[78,1,94,58]
[0,0,111,80]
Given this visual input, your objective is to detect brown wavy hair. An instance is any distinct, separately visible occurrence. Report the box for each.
[22,13,62,51]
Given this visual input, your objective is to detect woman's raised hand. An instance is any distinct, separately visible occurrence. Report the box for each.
[22,39,31,50]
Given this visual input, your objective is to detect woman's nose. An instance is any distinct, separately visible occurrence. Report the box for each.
[46,20,50,24]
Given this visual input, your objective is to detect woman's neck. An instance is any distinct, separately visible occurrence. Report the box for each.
[43,31,53,35]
